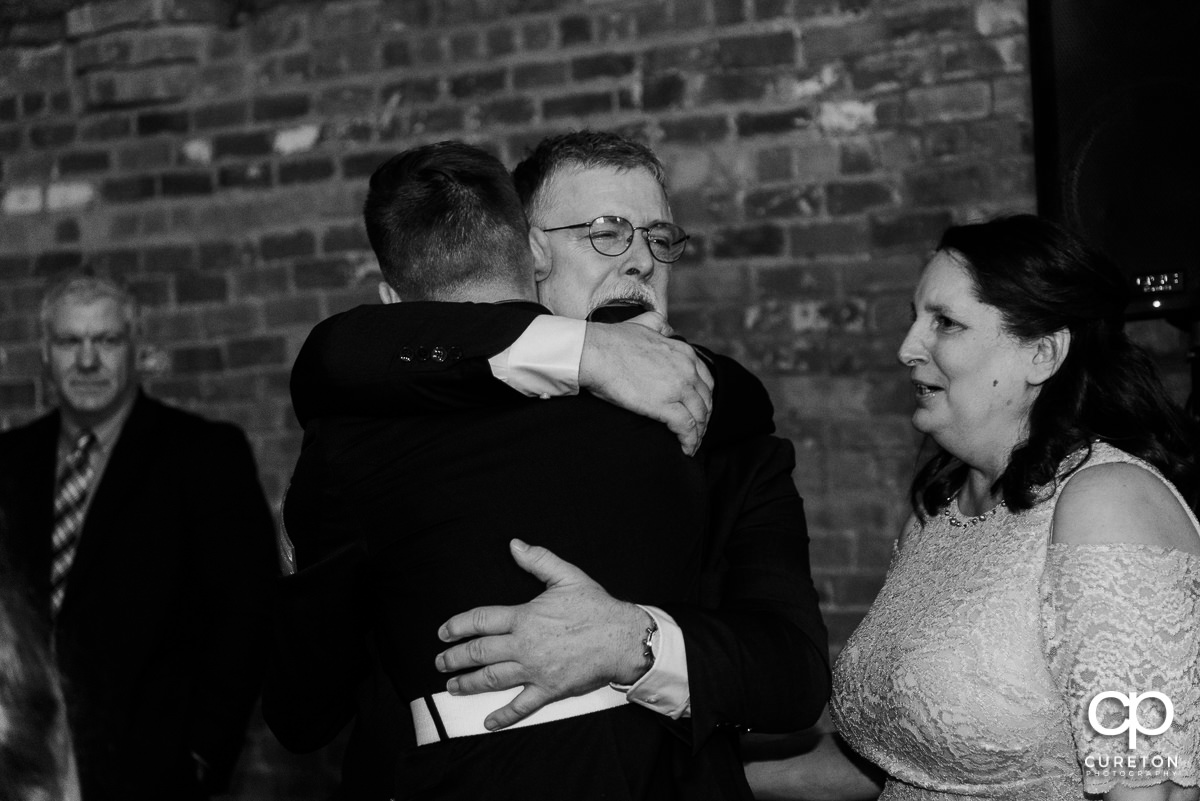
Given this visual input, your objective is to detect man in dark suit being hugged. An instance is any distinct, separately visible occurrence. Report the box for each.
[0,275,277,800]
[268,138,829,799]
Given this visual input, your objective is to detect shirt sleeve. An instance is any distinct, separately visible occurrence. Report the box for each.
[486,315,584,398]
[623,605,690,719]
[1041,542,1200,794]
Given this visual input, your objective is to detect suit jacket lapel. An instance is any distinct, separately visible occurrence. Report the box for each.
[59,393,159,613]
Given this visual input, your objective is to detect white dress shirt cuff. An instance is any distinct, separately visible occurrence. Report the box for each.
[486,315,584,398]
[622,604,691,719]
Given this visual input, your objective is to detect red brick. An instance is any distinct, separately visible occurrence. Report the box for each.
[381,39,411,68]
[228,336,288,368]
[143,245,195,272]
[572,54,635,81]
[202,304,261,337]
[486,27,515,58]
[137,110,189,135]
[278,157,335,185]
[559,15,591,46]
[712,225,786,259]
[57,150,111,174]
[33,251,84,277]
[381,78,440,106]
[827,181,896,216]
[449,70,506,100]
[253,93,311,123]
[194,101,249,130]
[294,257,353,289]
[717,31,795,69]
[905,82,991,124]
[55,219,82,244]
[170,344,225,373]
[869,210,953,251]
[219,163,273,190]
[642,74,686,110]
[264,295,321,328]
[260,230,316,261]
[21,93,47,116]
[479,97,535,127]
[321,224,368,254]
[660,116,728,144]
[176,274,228,304]
[213,131,274,159]
[340,150,389,178]
[235,266,290,296]
[543,91,612,119]
[448,32,480,61]
[29,123,76,148]
[512,62,567,90]
[127,276,172,308]
[313,38,377,79]
[84,248,141,279]
[736,107,814,137]
[905,165,990,206]
[746,186,821,220]
[161,171,214,197]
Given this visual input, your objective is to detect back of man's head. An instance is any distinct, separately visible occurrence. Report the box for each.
[364,141,532,301]
[511,130,668,225]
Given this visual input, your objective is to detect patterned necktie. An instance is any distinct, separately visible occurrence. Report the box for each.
[50,429,97,615]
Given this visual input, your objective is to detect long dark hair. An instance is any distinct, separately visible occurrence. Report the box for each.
[911,214,1198,517]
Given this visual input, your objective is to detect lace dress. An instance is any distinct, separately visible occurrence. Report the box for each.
[831,443,1200,799]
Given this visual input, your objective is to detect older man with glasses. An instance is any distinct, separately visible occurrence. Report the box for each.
[275,131,829,799]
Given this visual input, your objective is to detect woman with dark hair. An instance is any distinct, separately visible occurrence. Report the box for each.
[748,215,1198,801]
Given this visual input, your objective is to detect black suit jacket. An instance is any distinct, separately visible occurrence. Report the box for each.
[268,302,829,799]
[0,393,277,800]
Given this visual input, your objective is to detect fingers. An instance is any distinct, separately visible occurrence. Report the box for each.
[439,605,518,643]
[696,355,715,397]
[629,311,672,336]
[443,660,525,696]
[661,405,702,456]
[483,685,554,731]
[508,539,590,587]
[436,633,517,674]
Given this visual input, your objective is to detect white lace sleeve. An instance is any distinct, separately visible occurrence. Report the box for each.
[1042,543,1200,794]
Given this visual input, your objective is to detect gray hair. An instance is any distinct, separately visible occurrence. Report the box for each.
[39,274,139,337]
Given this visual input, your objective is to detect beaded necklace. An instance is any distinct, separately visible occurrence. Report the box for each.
[943,498,1006,528]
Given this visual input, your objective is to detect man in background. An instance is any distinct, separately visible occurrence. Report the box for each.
[0,275,277,800]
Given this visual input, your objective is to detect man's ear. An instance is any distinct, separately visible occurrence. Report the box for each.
[1030,328,1070,385]
[529,227,552,283]
[378,281,401,305]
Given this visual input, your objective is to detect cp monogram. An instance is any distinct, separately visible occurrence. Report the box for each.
[1088,691,1174,749]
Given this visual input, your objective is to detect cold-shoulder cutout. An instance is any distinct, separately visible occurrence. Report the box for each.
[1052,459,1200,556]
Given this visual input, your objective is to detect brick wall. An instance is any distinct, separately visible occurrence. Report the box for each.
[1,0,1191,794]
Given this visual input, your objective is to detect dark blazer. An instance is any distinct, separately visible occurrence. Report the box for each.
[0,392,277,801]
[267,302,829,800]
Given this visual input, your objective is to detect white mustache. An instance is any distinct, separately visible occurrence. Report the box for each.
[595,284,658,312]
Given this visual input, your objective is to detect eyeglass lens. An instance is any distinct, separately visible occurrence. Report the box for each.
[589,216,688,263]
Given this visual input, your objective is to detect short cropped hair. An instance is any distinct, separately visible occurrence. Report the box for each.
[363,141,532,300]
[511,130,668,225]
[39,275,138,337]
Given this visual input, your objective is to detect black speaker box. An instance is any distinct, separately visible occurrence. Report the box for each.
[1029,0,1200,324]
